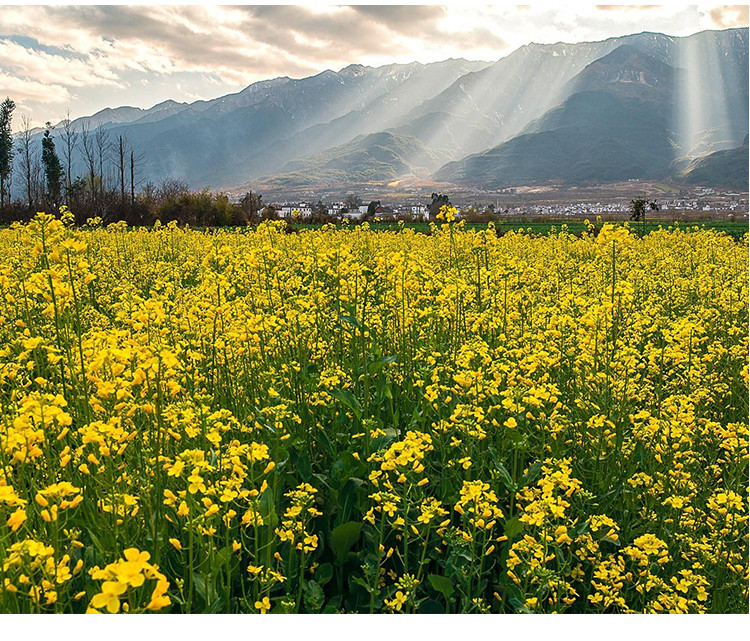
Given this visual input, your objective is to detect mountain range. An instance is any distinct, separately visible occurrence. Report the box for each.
[35,27,749,194]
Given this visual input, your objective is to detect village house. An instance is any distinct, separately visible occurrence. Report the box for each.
[343,208,367,221]
[279,203,313,219]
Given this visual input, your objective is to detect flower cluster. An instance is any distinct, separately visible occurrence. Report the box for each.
[87,548,170,613]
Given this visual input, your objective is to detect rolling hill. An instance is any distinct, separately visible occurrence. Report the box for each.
[257,132,440,189]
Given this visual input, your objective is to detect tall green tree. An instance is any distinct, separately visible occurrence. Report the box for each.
[0,97,15,209]
[42,122,64,208]
[629,198,660,222]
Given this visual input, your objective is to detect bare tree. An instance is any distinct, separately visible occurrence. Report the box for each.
[79,122,97,205]
[156,177,189,202]
[116,134,128,208]
[236,191,263,224]
[130,151,136,207]
[130,147,147,208]
[94,126,110,203]
[2,162,12,209]
[344,193,361,210]
[141,181,156,201]
[59,108,78,202]
[16,116,34,211]
[31,157,44,209]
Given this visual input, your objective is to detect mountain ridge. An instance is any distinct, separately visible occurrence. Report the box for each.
[17,27,748,194]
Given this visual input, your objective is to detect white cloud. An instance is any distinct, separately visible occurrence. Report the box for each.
[0,40,123,88]
[704,4,750,28]
[0,71,71,104]
[0,3,745,124]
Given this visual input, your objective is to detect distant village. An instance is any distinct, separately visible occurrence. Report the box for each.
[274,201,433,221]
[267,187,748,222]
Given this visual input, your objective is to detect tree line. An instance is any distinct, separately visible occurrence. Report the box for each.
[0,98,270,227]
[0,98,500,228]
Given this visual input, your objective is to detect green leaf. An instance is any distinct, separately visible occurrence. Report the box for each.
[304,579,325,612]
[303,362,319,377]
[504,517,524,540]
[193,574,208,602]
[329,388,363,420]
[428,573,454,601]
[419,598,444,614]
[322,594,342,613]
[315,562,334,586]
[316,425,336,458]
[338,314,363,330]
[208,595,226,613]
[214,545,233,569]
[602,535,621,547]
[330,458,348,487]
[339,477,364,520]
[521,461,543,487]
[290,447,313,479]
[312,472,332,490]
[493,460,517,493]
[258,488,278,528]
[351,575,376,594]
[368,354,397,374]
[330,521,362,564]
[85,528,105,554]
[570,520,590,538]
[372,427,399,449]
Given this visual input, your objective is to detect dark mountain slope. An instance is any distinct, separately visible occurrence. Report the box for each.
[257,28,746,191]
[683,135,749,190]
[231,58,489,180]
[402,28,747,162]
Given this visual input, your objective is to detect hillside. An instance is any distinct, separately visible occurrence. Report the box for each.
[683,135,749,190]
[434,46,679,187]
[257,132,439,189]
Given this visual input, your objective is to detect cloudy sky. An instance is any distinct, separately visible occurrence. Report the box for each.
[1,3,748,125]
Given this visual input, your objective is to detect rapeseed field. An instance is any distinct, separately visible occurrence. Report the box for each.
[0,209,747,613]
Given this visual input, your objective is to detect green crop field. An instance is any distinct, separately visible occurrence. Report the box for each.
[292,219,749,238]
